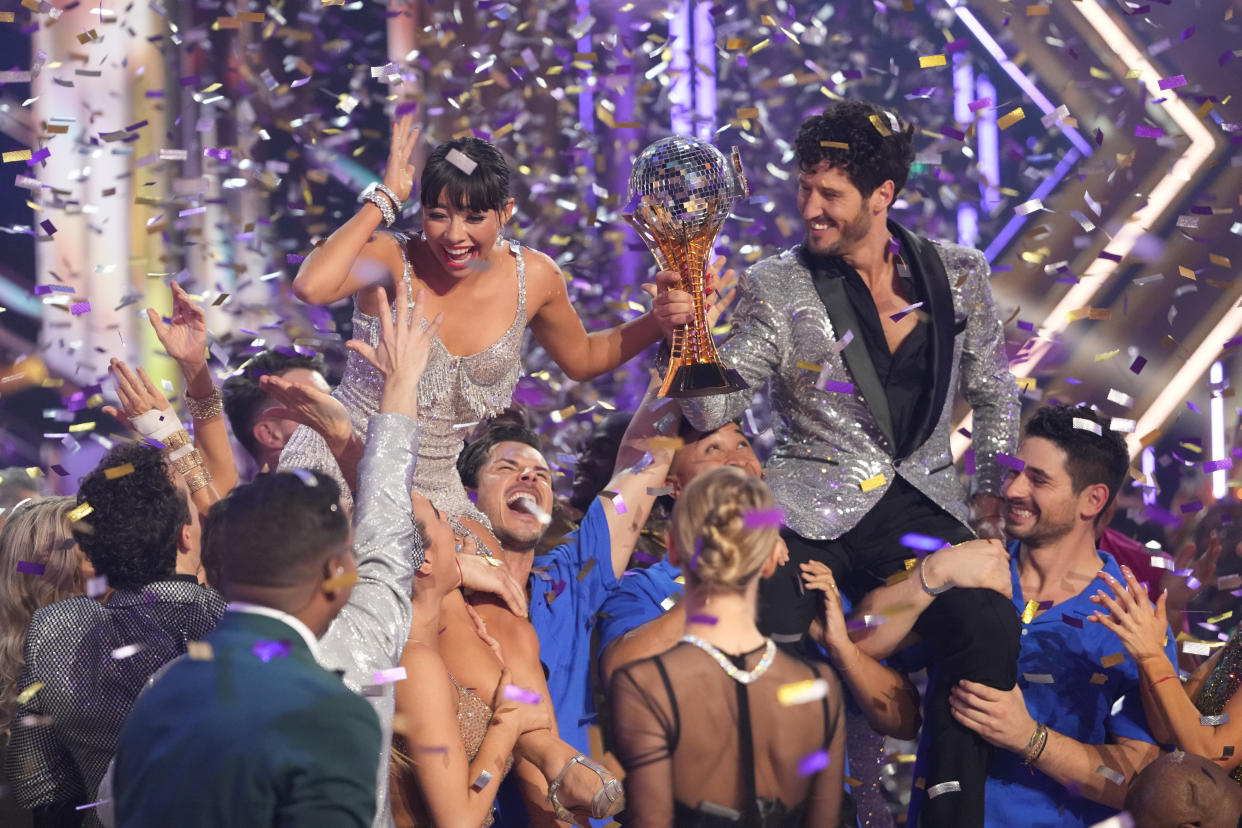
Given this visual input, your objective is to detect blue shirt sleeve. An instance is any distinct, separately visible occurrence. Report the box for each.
[1106,624,1180,744]
[597,562,683,651]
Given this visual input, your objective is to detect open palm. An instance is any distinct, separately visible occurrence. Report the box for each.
[148,282,207,366]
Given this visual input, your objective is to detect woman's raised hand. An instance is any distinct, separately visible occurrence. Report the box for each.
[147,282,208,369]
[103,358,173,432]
[346,286,444,418]
[385,112,420,204]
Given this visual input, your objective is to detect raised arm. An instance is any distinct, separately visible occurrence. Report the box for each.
[321,287,444,682]
[291,115,417,307]
[955,249,1019,523]
[801,561,921,740]
[526,252,664,382]
[594,374,679,578]
[1090,567,1242,770]
[145,281,238,495]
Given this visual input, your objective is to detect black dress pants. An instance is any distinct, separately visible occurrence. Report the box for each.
[758,478,1020,828]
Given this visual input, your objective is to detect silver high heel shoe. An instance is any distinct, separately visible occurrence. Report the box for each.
[545,753,625,822]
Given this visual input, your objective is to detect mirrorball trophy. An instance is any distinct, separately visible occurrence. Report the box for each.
[625,136,750,398]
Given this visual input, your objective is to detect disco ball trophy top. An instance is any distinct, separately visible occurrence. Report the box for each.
[625,136,751,398]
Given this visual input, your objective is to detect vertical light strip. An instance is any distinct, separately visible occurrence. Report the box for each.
[1141,447,1156,505]
[948,0,1093,156]
[953,55,978,247]
[951,0,1219,461]
[1209,361,1226,499]
[1126,309,1242,458]
[576,0,594,138]
[975,74,1000,212]
[691,0,715,141]
[669,0,693,135]
[983,147,1080,261]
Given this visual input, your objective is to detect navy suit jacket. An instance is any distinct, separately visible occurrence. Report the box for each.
[113,611,381,828]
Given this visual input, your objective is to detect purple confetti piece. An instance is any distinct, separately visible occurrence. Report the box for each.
[888,237,900,256]
[820,380,855,394]
[373,667,407,684]
[70,301,91,315]
[286,254,305,264]
[995,453,1025,471]
[27,147,49,165]
[743,507,785,529]
[1204,458,1233,473]
[1134,125,1164,139]
[1180,500,1204,514]
[40,219,56,235]
[1062,614,1084,629]
[969,96,993,112]
[1130,356,1147,375]
[688,614,718,626]
[691,537,703,571]
[964,449,976,476]
[1158,75,1187,90]
[16,560,46,575]
[251,639,292,662]
[1187,401,1201,414]
[901,533,946,552]
[632,550,659,565]
[798,749,829,776]
[502,684,542,705]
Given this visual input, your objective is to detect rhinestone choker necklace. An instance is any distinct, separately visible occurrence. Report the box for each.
[679,635,776,685]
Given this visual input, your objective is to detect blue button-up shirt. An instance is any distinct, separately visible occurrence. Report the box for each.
[982,543,1175,827]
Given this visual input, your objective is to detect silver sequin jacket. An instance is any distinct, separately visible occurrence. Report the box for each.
[679,241,1019,541]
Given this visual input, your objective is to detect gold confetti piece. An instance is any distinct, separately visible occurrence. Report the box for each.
[1089,673,1107,685]
[844,776,862,787]
[216,16,240,27]
[646,436,684,452]
[187,641,213,660]
[1021,601,1039,624]
[1210,254,1232,267]
[868,114,891,137]
[820,140,849,150]
[736,107,759,119]
[860,474,886,492]
[238,11,264,21]
[895,754,917,763]
[1026,4,1050,15]
[1207,610,1234,625]
[1094,350,1120,362]
[748,39,770,55]
[103,463,134,480]
[725,38,748,49]
[67,502,93,522]
[1016,377,1036,391]
[0,12,15,21]
[796,361,823,373]
[1139,429,1161,449]
[918,55,946,68]
[16,682,44,705]
[550,405,577,423]
[576,558,596,582]
[997,108,1026,130]
[68,422,96,433]
[1100,652,1125,668]
[212,293,230,306]
[3,149,32,163]
[1178,265,1196,280]
[778,678,829,706]
[322,571,359,593]
[903,558,917,571]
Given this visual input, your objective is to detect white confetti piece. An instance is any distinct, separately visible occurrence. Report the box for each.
[1106,389,1134,408]
[1109,418,1136,433]
[446,148,477,175]
[927,781,961,798]
[1023,673,1055,684]
[1095,765,1126,786]
[86,575,108,597]
[1200,714,1229,726]
[111,644,144,660]
[1183,641,1213,656]
[1072,418,1102,435]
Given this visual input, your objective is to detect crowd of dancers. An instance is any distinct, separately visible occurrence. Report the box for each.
[1,99,1240,828]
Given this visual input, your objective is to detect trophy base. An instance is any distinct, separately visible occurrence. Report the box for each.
[661,363,750,398]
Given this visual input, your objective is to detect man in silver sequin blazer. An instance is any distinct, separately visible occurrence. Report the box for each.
[655,100,1021,828]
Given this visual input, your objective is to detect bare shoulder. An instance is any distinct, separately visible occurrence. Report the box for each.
[520,246,566,306]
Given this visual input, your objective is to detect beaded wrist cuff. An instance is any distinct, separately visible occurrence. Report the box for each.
[364,190,396,227]
[185,389,223,421]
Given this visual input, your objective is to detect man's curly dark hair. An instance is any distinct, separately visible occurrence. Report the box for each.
[794,99,917,200]
[222,350,326,461]
[72,443,190,590]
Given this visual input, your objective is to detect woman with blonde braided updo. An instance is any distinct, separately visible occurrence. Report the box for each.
[610,466,844,827]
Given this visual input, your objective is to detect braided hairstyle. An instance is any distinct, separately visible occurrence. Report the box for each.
[670,466,779,591]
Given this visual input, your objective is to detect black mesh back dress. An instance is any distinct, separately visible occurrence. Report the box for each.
[611,638,845,827]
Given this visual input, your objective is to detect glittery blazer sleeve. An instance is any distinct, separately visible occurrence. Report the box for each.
[320,412,421,688]
[952,248,1020,497]
[678,262,788,433]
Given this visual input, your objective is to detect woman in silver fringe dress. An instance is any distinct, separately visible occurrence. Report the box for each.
[280,114,665,545]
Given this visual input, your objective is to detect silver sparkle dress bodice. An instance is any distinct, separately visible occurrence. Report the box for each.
[281,234,527,522]
[679,242,1019,541]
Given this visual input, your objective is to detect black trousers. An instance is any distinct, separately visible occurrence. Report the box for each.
[759,478,1020,828]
